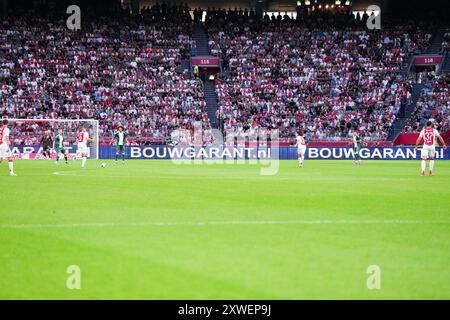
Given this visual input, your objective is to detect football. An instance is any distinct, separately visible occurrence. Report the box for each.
[101,162,107,168]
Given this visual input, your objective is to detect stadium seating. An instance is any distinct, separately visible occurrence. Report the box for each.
[0,7,442,146]
[207,19,431,143]
[404,74,450,134]
[0,13,211,145]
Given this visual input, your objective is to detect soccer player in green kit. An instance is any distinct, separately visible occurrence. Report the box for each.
[113,126,127,165]
[352,129,362,165]
[53,128,68,164]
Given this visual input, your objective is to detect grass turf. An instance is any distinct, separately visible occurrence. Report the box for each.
[0,159,449,299]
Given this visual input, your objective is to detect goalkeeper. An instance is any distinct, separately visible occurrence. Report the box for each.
[112,126,127,165]
[41,131,53,159]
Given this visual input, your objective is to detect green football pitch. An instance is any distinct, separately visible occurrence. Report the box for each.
[0,159,449,299]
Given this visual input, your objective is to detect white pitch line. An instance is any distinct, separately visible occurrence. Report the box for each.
[1,220,450,229]
[51,172,417,181]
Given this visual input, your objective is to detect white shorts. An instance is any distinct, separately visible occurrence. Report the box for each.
[421,145,436,159]
[298,146,307,156]
[0,144,11,159]
[77,143,88,155]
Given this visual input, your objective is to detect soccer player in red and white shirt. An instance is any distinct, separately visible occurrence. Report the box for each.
[296,130,307,168]
[0,119,17,176]
[415,121,447,176]
[77,127,91,168]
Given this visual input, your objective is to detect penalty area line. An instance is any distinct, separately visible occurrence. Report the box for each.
[1,220,450,229]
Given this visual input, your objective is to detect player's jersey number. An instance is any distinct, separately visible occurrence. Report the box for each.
[424,130,434,146]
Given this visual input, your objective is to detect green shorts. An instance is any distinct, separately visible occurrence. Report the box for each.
[354,144,361,153]
[116,145,125,152]
[56,147,66,154]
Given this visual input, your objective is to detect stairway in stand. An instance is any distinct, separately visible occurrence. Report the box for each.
[426,28,445,54]
[440,54,450,74]
[192,24,219,129]
[192,25,210,56]
[387,83,425,141]
[203,80,219,129]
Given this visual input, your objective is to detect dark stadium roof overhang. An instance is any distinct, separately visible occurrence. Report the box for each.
[1,0,448,19]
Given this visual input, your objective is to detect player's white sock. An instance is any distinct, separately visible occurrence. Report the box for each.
[429,160,434,172]
[81,157,87,168]
[8,161,13,172]
[421,160,426,173]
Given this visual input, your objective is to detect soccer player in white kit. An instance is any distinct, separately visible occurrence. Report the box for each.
[296,130,307,168]
[415,121,446,176]
[77,127,91,168]
[0,119,17,176]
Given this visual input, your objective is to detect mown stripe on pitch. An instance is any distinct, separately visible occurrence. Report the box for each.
[1,219,450,229]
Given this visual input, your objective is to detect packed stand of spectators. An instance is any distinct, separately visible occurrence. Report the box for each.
[0,5,436,146]
[207,15,428,142]
[0,8,212,146]
[404,74,450,134]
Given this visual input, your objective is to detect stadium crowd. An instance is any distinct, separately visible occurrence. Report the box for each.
[0,12,212,145]
[208,19,428,141]
[404,74,450,133]
[0,5,443,146]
